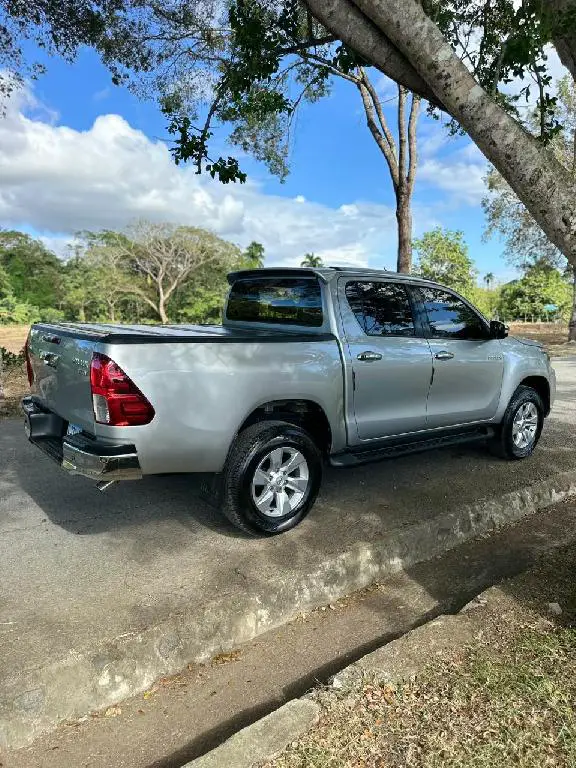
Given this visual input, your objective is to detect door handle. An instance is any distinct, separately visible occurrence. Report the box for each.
[434,351,454,361]
[357,351,382,362]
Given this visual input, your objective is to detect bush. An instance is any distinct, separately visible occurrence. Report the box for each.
[39,307,65,323]
[0,346,25,368]
[0,297,40,324]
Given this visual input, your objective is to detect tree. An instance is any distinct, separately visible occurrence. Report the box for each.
[499,261,572,321]
[301,252,324,267]
[152,0,576,269]
[61,253,98,323]
[114,6,421,271]
[0,231,62,309]
[4,0,576,271]
[414,228,477,297]
[75,230,143,323]
[0,263,11,300]
[301,0,576,267]
[353,81,419,272]
[483,75,576,339]
[484,273,495,290]
[242,241,265,269]
[0,0,149,100]
[106,222,242,324]
[0,262,40,324]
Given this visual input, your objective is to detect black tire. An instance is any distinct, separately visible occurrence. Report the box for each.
[220,420,323,536]
[489,385,544,460]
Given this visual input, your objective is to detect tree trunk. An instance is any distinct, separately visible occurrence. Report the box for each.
[396,192,412,273]
[570,266,576,341]
[306,0,576,266]
[79,305,86,323]
[158,296,169,325]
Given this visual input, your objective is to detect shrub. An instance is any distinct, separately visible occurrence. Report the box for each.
[0,346,25,368]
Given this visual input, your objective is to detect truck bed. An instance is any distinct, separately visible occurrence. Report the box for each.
[31,322,336,344]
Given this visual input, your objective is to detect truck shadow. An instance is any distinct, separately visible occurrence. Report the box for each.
[10,419,576,554]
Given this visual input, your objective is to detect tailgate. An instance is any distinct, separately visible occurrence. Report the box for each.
[27,325,98,431]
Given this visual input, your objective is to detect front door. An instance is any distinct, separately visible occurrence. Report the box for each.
[417,286,504,428]
[338,278,433,442]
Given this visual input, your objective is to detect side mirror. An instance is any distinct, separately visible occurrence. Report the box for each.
[490,320,508,339]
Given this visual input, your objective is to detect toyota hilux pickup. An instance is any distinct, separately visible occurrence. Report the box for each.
[21,266,556,535]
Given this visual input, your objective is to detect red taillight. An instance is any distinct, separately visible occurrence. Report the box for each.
[89,353,155,426]
[24,338,34,386]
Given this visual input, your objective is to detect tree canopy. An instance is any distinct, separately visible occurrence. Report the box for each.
[0,223,249,326]
[499,260,572,321]
[483,75,576,337]
[414,228,478,297]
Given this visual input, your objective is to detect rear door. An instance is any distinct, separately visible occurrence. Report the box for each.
[415,286,504,428]
[28,326,98,431]
[338,278,433,442]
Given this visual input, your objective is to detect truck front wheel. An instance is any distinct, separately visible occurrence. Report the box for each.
[490,385,544,460]
[220,421,323,536]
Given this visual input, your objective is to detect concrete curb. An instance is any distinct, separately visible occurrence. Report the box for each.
[3,470,576,749]
[187,699,321,768]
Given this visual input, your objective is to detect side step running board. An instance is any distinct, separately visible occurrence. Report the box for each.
[330,428,494,468]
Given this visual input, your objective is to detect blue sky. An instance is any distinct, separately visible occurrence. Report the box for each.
[0,44,565,283]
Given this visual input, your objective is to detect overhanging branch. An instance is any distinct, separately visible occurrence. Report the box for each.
[304,0,445,109]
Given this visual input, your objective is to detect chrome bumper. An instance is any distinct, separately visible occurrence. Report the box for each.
[21,397,142,481]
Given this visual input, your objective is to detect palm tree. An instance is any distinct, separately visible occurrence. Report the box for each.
[484,272,495,290]
[301,253,323,268]
[243,241,265,269]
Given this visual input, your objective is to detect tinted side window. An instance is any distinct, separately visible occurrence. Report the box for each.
[420,287,488,340]
[345,281,415,337]
[227,278,323,327]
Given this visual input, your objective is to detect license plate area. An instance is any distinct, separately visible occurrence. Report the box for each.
[66,423,83,437]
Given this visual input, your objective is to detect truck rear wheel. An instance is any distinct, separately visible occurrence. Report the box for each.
[220,421,322,536]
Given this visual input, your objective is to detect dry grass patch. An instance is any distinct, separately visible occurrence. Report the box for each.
[0,364,28,417]
[0,326,29,416]
[266,541,576,768]
[0,325,29,354]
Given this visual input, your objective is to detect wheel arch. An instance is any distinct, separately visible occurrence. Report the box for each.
[519,376,551,415]
[237,399,333,455]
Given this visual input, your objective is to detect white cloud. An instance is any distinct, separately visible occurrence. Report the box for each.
[418,158,486,205]
[38,234,75,257]
[0,85,414,268]
[93,87,111,103]
[339,204,359,217]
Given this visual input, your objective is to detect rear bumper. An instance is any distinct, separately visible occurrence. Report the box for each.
[21,397,142,481]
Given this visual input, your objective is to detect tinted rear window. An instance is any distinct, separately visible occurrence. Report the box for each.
[345,281,415,337]
[226,278,323,327]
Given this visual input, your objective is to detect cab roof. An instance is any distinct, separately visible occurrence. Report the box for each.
[227,266,440,285]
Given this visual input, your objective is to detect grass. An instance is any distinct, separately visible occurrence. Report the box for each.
[266,541,576,768]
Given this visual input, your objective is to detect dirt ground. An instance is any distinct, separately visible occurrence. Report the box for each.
[0,325,29,354]
[0,326,28,416]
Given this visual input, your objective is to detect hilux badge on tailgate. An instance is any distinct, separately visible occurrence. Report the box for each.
[73,357,89,376]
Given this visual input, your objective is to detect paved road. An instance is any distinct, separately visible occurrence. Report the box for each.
[1,359,575,742]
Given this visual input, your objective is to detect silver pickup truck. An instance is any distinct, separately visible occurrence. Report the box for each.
[22,266,556,535]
